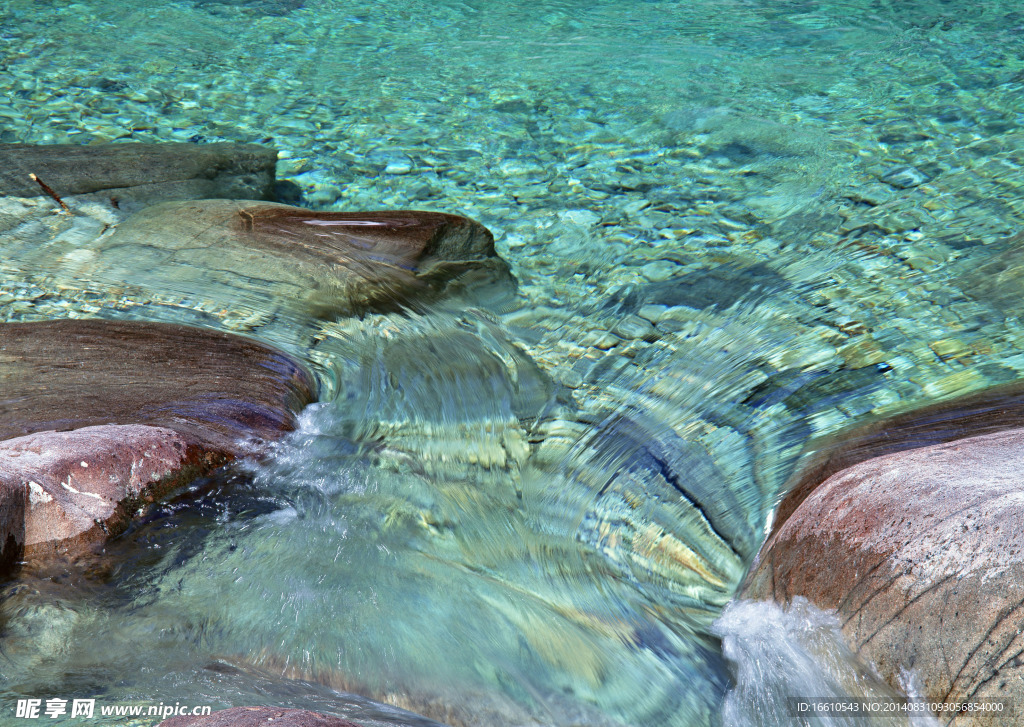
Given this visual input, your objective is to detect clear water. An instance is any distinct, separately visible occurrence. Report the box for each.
[1,0,1023,725]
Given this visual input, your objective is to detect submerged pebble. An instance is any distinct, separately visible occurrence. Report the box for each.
[612,314,658,341]
[879,165,932,189]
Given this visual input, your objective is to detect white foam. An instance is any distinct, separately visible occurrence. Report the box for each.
[713,598,939,727]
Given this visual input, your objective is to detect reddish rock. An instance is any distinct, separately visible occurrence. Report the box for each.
[158,707,359,727]
[0,425,222,557]
[0,319,317,562]
[742,427,1024,724]
[770,379,1024,539]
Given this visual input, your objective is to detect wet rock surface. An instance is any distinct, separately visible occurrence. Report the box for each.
[770,379,1024,539]
[0,319,316,561]
[742,427,1024,724]
[0,319,317,450]
[0,142,277,210]
[159,707,358,727]
[0,425,222,559]
[42,200,515,322]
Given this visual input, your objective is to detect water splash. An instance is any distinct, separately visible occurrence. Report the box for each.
[713,599,940,727]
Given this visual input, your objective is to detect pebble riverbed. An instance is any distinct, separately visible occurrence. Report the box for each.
[1,1,1023,725]
[2,0,1023,428]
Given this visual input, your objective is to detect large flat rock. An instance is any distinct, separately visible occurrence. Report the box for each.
[742,427,1024,724]
[0,319,317,561]
[0,142,276,210]
[46,200,514,321]
[0,319,316,449]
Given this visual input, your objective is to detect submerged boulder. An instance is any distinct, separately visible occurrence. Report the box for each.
[0,319,316,561]
[0,142,277,210]
[159,707,358,727]
[192,0,305,15]
[742,427,1024,724]
[48,200,514,320]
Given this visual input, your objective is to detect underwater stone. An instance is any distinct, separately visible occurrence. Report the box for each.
[0,142,277,210]
[637,304,668,323]
[611,315,658,341]
[958,230,1024,308]
[742,426,1024,723]
[54,200,514,319]
[616,262,787,312]
[0,425,223,559]
[159,707,358,727]
[191,0,306,17]
[878,165,931,189]
[492,99,532,114]
[842,182,894,207]
[640,260,680,282]
[384,156,414,175]
[274,179,304,204]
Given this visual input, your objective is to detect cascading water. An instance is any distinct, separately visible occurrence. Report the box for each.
[0,302,980,726]
[714,599,940,727]
[2,0,1024,725]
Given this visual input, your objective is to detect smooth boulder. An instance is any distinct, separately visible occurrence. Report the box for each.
[46,200,514,320]
[770,379,1024,539]
[0,319,316,449]
[0,425,221,557]
[0,319,317,560]
[742,427,1024,724]
[0,142,277,210]
[159,707,358,727]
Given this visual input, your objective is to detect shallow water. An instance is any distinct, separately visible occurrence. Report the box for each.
[1,0,1024,725]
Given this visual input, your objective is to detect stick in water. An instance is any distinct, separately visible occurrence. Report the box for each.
[29,173,71,214]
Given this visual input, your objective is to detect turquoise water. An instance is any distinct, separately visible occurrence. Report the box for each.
[1,0,1024,725]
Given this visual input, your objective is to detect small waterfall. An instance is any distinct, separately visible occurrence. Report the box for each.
[713,599,939,727]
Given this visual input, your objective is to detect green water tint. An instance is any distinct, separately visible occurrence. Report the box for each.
[0,307,806,726]
[1,0,1024,724]
[0,302,950,726]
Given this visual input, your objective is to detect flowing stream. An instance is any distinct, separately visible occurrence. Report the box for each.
[2,0,1023,725]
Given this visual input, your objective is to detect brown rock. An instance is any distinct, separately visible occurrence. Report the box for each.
[0,425,221,556]
[158,707,359,727]
[0,319,316,450]
[40,200,514,322]
[0,319,316,561]
[0,142,276,210]
[742,427,1024,724]
[770,379,1024,540]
